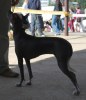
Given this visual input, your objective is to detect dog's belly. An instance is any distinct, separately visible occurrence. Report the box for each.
[22,47,53,59]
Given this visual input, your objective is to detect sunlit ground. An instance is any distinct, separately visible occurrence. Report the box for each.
[9,35,86,68]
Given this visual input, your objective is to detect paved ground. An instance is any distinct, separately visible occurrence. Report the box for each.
[0,32,86,100]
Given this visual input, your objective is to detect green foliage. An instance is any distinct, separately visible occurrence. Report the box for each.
[78,0,86,9]
[69,0,86,9]
[17,0,86,9]
[17,0,24,6]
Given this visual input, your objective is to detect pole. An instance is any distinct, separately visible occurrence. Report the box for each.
[64,0,69,36]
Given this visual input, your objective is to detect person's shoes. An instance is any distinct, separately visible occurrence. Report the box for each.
[0,68,19,78]
[36,34,45,37]
[41,34,45,37]
[54,33,60,36]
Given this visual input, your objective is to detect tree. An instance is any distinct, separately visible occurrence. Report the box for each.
[17,0,23,6]
[78,0,86,9]
[17,0,86,9]
[69,0,86,9]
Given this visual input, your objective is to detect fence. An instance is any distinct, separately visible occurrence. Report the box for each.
[12,7,86,35]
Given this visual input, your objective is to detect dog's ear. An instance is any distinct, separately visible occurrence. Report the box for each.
[24,13,29,19]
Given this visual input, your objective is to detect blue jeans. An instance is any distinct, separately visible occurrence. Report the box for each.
[52,15,60,33]
[61,18,64,30]
[31,14,44,36]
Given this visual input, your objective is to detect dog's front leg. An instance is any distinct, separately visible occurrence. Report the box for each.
[25,58,33,85]
[16,58,25,87]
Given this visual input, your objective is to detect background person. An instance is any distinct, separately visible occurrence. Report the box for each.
[60,1,65,32]
[22,0,28,9]
[68,8,75,32]
[51,0,62,35]
[27,0,44,37]
[74,6,83,32]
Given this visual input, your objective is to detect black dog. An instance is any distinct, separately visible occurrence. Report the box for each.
[9,12,80,95]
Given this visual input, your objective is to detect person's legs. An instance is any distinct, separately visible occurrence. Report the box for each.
[52,15,60,34]
[61,18,64,30]
[31,14,36,36]
[0,0,19,77]
[70,19,75,32]
[74,20,77,32]
[36,15,44,36]
[56,18,60,32]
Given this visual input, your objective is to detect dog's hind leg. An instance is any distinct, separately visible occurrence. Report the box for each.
[25,58,33,85]
[16,58,25,87]
[57,59,80,96]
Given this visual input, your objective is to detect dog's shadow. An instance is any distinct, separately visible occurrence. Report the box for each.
[9,49,86,88]
[0,49,86,99]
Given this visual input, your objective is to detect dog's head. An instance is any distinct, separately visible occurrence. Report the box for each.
[9,11,29,30]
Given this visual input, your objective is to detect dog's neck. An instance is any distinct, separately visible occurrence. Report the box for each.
[13,25,25,32]
[13,27,25,37]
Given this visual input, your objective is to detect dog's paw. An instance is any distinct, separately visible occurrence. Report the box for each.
[73,89,80,96]
[16,83,22,87]
[26,81,32,86]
